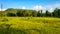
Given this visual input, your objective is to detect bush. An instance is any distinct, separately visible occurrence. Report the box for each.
[7,12,16,17]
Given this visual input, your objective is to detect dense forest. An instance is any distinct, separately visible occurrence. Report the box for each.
[0,8,60,18]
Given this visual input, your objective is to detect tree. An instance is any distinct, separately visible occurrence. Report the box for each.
[40,10,43,17]
[37,11,40,17]
[45,10,49,17]
[7,12,16,17]
[58,9,60,18]
[53,8,58,17]
[31,10,37,17]
[16,11,23,17]
[45,10,52,17]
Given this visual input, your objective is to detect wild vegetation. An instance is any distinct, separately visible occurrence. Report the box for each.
[0,8,60,34]
[0,8,60,18]
[0,17,60,34]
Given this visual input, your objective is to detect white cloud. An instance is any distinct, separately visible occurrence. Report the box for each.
[46,3,60,12]
[0,9,6,11]
[33,3,60,12]
[22,6,26,9]
[33,5,45,11]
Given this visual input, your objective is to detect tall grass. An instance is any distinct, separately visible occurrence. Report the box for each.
[0,17,60,34]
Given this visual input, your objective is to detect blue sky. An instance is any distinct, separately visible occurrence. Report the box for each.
[0,0,60,12]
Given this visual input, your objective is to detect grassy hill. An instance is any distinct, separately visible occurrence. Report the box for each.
[0,17,60,34]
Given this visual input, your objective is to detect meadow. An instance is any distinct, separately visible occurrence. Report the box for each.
[0,17,60,34]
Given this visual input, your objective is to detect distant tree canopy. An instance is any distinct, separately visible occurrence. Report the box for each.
[0,8,60,18]
[58,9,60,17]
[37,11,41,17]
[53,8,60,18]
[7,12,16,17]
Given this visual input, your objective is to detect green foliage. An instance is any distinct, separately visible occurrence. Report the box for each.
[52,8,60,18]
[7,12,16,17]
[45,10,49,16]
[37,11,41,17]
[31,11,37,17]
[58,9,60,18]
[0,12,6,17]
[17,11,23,17]
[0,17,60,34]
[0,8,60,18]
[53,8,58,17]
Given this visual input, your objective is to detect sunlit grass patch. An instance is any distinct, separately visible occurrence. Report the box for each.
[0,17,60,34]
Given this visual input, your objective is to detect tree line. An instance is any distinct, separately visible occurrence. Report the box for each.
[0,8,60,18]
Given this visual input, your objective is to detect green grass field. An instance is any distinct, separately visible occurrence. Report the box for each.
[0,17,60,34]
